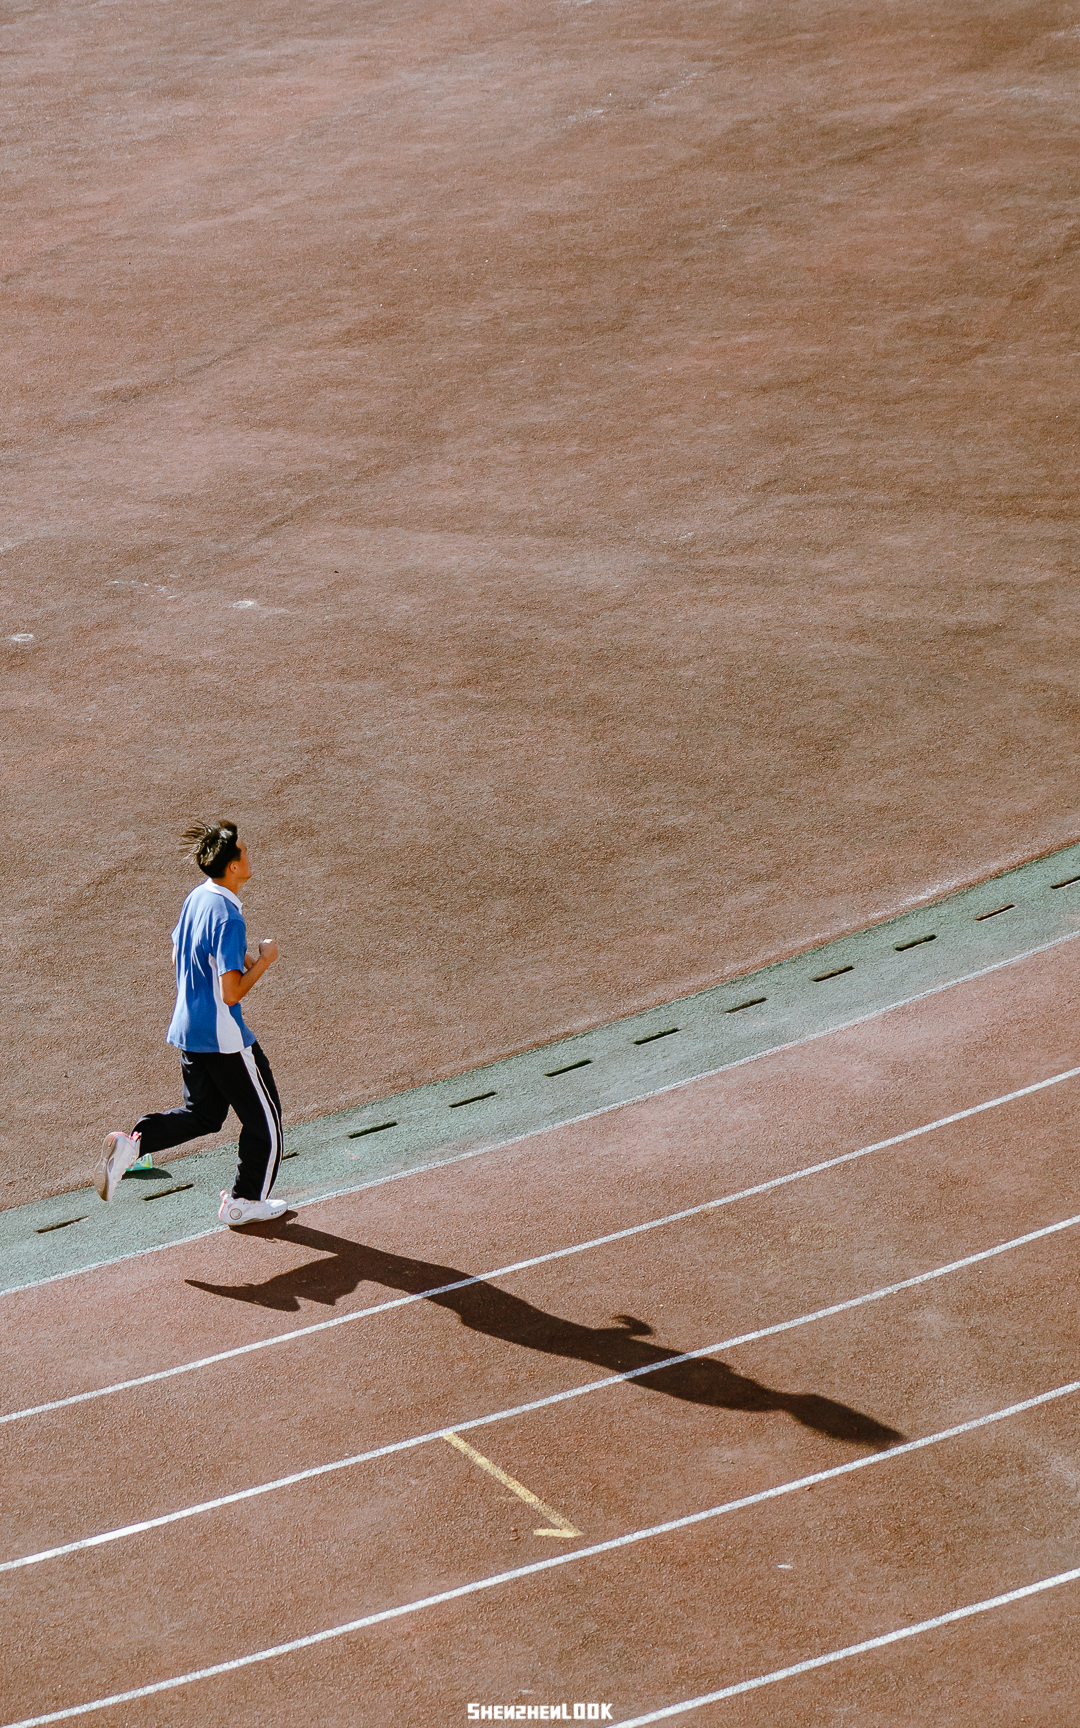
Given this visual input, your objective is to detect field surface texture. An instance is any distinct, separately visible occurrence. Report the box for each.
[4,0,1080,1722]
[3,2,1079,1201]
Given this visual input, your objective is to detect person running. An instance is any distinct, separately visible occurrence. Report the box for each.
[97,820,287,1227]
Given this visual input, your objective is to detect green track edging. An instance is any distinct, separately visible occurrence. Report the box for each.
[4,840,1080,1296]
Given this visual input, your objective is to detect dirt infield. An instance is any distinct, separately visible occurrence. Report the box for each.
[5,0,1080,1209]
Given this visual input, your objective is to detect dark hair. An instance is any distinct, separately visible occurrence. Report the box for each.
[182,820,242,879]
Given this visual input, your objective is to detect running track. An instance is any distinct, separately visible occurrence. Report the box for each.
[2,937,1078,1726]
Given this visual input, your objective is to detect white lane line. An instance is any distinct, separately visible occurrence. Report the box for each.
[3,1386,1078,1728]
[615,1568,1080,1724]
[3,1212,1077,1573]
[5,1064,1077,1428]
[6,930,1079,1301]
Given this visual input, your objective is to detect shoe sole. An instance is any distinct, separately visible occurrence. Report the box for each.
[97,1136,123,1203]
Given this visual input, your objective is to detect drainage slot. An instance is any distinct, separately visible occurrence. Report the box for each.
[725,997,766,1014]
[974,903,1014,921]
[449,1091,496,1109]
[812,965,854,982]
[143,1183,194,1202]
[633,1027,679,1045]
[348,1120,397,1139]
[1051,874,1080,890]
[36,1216,87,1234]
[894,934,936,951]
[545,1059,593,1076]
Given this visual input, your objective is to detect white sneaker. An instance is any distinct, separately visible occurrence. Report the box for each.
[218,1191,288,1227]
[96,1132,142,1202]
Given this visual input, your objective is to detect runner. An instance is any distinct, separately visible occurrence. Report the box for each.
[97,820,287,1226]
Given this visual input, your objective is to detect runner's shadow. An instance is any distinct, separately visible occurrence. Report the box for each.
[187,1225,904,1448]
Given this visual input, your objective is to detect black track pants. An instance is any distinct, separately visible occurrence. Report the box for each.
[134,1043,283,1202]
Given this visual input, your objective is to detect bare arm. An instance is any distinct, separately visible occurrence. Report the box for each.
[221,938,278,1007]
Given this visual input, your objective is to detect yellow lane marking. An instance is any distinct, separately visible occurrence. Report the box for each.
[441,1431,581,1537]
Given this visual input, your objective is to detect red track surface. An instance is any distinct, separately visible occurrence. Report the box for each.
[3,940,1078,1725]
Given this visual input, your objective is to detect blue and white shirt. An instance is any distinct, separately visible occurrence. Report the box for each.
[166,881,255,1053]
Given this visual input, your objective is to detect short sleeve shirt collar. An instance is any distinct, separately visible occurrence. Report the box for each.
[206,882,244,911]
